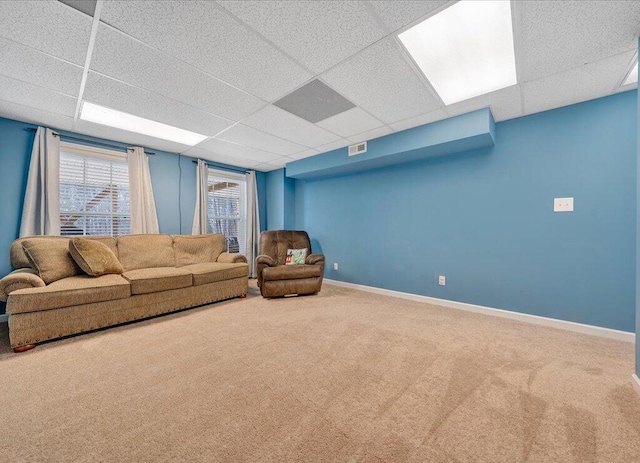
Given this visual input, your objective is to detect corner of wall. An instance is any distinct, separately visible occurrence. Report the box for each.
[636,39,640,377]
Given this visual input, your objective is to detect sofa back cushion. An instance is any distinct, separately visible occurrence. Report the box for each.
[22,238,82,284]
[11,236,118,270]
[172,234,226,266]
[117,234,175,271]
[259,230,312,266]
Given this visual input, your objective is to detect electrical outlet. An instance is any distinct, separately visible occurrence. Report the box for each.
[333,263,338,271]
[438,275,446,286]
[554,197,574,212]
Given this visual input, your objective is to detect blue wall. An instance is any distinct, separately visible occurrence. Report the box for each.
[266,169,284,230]
[295,91,637,332]
[0,116,267,313]
[0,118,34,281]
[265,168,295,230]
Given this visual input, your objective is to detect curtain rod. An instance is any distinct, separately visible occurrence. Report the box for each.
[192,159,249,174]
[25,127,155,155]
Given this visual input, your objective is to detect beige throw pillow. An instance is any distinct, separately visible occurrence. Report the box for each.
[69,238,124,277]
[22,239,82,284]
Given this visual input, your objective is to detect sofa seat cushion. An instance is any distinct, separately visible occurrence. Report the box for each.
[262,264,322,281]
[181,262,249,286]
[7,274,131,314]
[123,267,192,295]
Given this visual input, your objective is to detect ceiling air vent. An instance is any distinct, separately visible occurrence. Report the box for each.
[348,142,367,156]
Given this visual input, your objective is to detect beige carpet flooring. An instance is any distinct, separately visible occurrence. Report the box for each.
[0,281,639,462]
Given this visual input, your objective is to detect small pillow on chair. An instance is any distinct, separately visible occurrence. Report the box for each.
[285,248,307,265]
[69,238,124,277]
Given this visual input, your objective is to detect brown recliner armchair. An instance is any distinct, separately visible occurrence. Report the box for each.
[256,230,325,297]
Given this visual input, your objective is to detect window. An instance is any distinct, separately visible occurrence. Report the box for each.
[206,169,247,254]
[59,142,131,237]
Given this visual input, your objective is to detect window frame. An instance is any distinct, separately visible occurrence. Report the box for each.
[59,141,131,237]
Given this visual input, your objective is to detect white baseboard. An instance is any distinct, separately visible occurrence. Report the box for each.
[633,374,640,395]
[324,279,635,343]
[0,314,7,323]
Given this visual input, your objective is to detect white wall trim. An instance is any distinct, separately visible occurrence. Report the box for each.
[632,374,640,395]
[0,314,8,323]
[324,279,635,343]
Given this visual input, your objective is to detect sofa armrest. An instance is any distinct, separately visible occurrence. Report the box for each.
[0,268,45,302]
[305,253,325,266]
[217,252,248,264]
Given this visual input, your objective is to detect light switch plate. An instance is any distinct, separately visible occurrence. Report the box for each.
[554,197,574,212]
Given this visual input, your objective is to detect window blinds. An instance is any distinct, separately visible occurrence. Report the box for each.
[207,170,247,254]
[59,151,131,237]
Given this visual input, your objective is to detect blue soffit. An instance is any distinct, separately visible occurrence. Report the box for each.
[286,108,496,180]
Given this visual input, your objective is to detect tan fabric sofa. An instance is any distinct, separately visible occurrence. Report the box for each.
[0,234,248,351]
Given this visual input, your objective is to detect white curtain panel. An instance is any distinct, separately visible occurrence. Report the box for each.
[127,146,159,234]
[192,159,209,235]
[246,170,260,278]
[20,127,60,236]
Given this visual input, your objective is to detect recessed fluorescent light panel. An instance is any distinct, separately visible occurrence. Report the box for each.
[80,102,208,146]
[623,62,638,86]
[399,0,517,105]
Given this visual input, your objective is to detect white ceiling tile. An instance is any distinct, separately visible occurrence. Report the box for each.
[0,37,83,96]
[241,104,342,147]
[0,75,77,117]
[262,157,291,169]
[315,139,351,153]
[445,85,523,122]
[518,1,640,82]
[522,51,636,116]
[347,126,393,144]
[252,163,280,172]
[0,100,75,131]
[182,147,256,169]
[288,149,320,160]
[322,38,442,124]
[196,138,282,163]
[73,120,191,154]
[91,25,263,122]
[389,108,449,132]
[83,73,234,137]
[217,124,307,156]
[0,0,91,65]
[317,107,386,138]
[218,1,386,74]
[366,0,451,33]
[100,1,311,101]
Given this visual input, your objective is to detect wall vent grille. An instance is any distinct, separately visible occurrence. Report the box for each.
[348,142,367,156]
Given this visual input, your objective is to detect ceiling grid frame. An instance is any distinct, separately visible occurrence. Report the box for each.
[511,0,526,120]
[72,0,103,125]
[95,5,379,154]
[0,0,637,171]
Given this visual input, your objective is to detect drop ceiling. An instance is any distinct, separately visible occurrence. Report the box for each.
[0,0,638,172]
